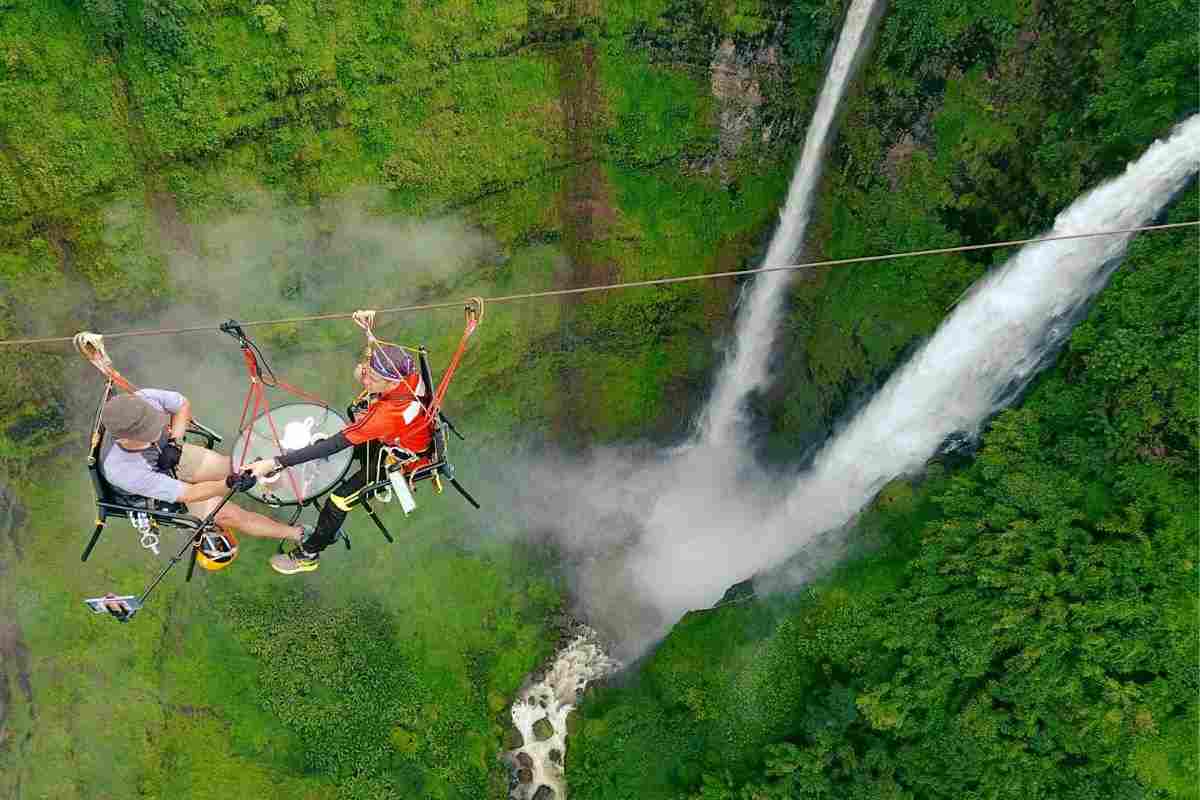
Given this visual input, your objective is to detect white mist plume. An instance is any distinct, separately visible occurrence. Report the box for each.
[534,115,1199,658]
[166,189,494,323]
[98,191,493,406]
[513,444,787,655]
[700,0,887,447]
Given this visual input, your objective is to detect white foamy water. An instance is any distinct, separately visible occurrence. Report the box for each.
[628,114,1200,633]
[700,0,887,447]
[504,55,1197,800]
[504,628,619,799]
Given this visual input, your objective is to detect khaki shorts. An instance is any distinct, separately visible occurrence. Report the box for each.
[176,443,205,482]
[176,444,234,519]
[176,443,229,483]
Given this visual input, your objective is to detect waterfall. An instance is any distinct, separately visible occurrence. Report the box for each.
[503,627,619,800]
[631,114,1200,617]
[699,0,888,447]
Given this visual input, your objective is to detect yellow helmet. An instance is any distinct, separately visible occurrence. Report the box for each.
[195,527,239,571]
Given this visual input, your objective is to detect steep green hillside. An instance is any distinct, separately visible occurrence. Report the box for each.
[0,0,1195,798]
[570,196,1198,800]
[0,1,823,797]
[767,0,1198,456]
[0,0,819,459]
[566,1,1199,797]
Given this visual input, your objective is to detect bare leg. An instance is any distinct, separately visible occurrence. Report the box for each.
[180,445,302,541]
[186,497,302,542]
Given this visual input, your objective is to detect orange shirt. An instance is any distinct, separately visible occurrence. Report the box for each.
[342,373,433,454]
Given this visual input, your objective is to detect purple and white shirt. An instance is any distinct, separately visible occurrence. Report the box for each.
[101,389,185,503]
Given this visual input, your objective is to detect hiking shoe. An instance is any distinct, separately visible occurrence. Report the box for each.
[270,548,319,575]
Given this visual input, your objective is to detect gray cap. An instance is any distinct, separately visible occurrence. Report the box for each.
[101,395,168,442]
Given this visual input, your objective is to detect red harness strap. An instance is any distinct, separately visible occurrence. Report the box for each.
[231,343,326,504]
[351,299,482,424]
[430,299,483,417]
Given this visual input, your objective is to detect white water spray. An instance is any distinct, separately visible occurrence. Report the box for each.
[503,628,619,799]
[632,114,1200,618]
[504,121,1197,800]
[505,38,1197,800]
[700,0,887,447]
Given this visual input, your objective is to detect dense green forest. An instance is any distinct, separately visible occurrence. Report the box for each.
[569,199,1199,799]
[0,0,1195,798]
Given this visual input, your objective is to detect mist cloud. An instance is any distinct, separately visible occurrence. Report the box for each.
[165,188,495,324]
[67,189,497,451]
[505,116,1200,660]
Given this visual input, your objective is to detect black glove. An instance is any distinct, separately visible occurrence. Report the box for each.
[156,439,183,473]
[225,471,257,492]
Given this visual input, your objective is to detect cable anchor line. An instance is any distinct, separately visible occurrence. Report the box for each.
[0,220,1195,348]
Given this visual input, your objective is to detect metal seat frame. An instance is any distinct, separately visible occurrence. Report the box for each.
[80,380,225,585]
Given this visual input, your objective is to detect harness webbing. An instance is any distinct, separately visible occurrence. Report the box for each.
[430,299,483,418]
[353,309,432,427]
[75,333,138,395]
[229,333,326,504]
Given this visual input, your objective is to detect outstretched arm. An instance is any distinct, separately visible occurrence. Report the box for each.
[247,431,354,477]
[177,477,233,504]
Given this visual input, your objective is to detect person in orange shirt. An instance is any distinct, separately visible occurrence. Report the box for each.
[247,344,431,575]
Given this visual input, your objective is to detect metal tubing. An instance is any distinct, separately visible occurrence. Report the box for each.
[417,346,436,407]
[187,419,224,445]
[138,488,238,601]
[142,527,201,603]
[439,412,465,441]
[81,522,105,562]
[448,478,480,509]
[360,496,394,543]
[185,546,199,582]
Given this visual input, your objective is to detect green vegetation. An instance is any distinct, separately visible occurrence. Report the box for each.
[767,0,1198,455]
[0,1,815,797]
[567,2,1197,796]
[4,461,561,798]
[0,0,804,464]
[0,0,1195,797]
[571,203,1199,799]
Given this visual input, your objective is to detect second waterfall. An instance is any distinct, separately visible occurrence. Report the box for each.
[699,0,888,448]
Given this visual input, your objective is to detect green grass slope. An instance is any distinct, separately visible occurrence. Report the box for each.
[0,2,825,797]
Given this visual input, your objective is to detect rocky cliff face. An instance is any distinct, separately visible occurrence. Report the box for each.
[707,35,782,177]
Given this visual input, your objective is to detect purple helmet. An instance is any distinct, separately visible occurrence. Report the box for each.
[369,344,414,380]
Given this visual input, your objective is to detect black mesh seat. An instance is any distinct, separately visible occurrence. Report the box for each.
[81,422,221,562]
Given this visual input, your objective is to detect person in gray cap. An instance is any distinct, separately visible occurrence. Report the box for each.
[101,389,307,545]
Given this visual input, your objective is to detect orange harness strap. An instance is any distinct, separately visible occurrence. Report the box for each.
[430,298,483,418]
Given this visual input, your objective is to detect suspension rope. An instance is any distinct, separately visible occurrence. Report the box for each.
[2,221,1195,348]
[225,326,321,502]
[430,298,483,417]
